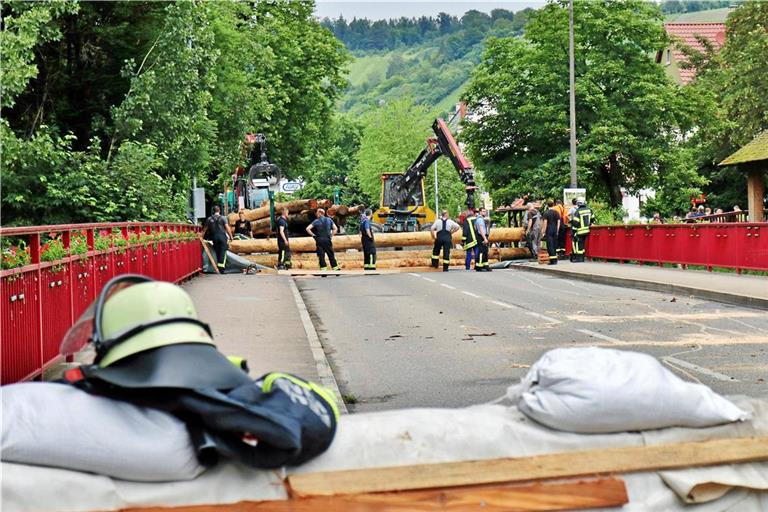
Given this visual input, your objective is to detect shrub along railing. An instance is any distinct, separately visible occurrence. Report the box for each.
[587,223,768,272]
[1,222,201,384]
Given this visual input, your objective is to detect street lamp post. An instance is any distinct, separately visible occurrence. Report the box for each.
[569,0,578,188]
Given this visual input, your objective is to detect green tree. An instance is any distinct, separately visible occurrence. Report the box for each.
[463,0,702,210]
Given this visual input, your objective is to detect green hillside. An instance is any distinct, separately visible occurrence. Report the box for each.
[666,7,733,22]
[341,45,479,118]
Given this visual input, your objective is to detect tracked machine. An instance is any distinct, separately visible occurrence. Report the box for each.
[375,118,477,232]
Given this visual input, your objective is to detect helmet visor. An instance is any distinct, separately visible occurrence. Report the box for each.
[59,275,152,356]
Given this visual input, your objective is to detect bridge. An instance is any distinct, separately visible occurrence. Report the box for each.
[1,221,767,390]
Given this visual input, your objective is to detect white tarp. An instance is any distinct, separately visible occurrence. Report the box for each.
[2,396,767,512]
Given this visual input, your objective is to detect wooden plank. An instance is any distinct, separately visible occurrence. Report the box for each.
[288,436,768,497]
[120,477,627,512]
[198,237,220,275]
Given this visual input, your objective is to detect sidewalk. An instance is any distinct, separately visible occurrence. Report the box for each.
[508,260,768,310]
[184,274,345,411]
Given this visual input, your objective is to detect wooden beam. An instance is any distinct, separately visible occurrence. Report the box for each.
[288,436,768,497]
[120,477,627,512]
[198,237,219,274]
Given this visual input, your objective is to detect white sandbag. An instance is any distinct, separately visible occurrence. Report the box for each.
[1,382,205,481]
[510,347,750,433]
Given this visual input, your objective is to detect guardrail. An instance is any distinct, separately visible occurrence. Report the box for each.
[587,223,768,272]
[1,222,201,384]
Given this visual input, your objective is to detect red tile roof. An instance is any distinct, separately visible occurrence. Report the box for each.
[663,23,726,84]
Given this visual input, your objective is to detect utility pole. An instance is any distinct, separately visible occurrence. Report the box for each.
[568,0,578,188]
[434,159,439,213]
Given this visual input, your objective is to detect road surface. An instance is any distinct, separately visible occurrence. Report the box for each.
[298,269,768,412]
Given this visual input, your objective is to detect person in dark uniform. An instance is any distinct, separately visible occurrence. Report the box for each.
[462,209,478,270]
[276,207,291,270]
[570,197,594,262]
[234,210,252,239]
[360,208,376,270]
[430,210,461,272]
[202,205,232,271]
[475,207,492,271]
[306,208,340,271]
[541,200,561,265]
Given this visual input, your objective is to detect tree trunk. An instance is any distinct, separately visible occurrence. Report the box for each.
[599,152,624,208]
[229,227,524,254]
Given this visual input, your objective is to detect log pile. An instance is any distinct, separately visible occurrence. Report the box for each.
[244,247,529,270]
[230,227,524,254]
[228,199,361,237]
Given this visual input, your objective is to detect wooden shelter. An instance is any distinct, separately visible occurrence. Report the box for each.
[719,131,768,222]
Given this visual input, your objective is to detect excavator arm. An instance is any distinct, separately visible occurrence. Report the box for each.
[389,118,477,211]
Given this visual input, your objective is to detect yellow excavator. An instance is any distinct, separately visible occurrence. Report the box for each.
[374,118,477,232]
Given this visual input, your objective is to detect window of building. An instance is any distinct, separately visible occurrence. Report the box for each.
[666,49,671,65]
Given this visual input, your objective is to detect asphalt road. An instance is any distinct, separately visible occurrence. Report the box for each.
[297,268,768,412]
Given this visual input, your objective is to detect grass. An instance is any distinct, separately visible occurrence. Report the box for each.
[342,393,359,404]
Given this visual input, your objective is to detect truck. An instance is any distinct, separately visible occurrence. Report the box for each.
[374,118,477,232]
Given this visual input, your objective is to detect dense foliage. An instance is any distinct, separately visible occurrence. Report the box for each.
[321,9,531,53]
[462,0,705,214]
[676,0,768,211]
[1,0,348,225]
[659,0,734,15]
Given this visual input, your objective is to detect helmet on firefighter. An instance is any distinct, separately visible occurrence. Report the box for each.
[61,274,251,390]
[576,197,586,206]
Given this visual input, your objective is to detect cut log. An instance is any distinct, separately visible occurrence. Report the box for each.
[288,436,768,497]
[230,227,524,254]
[243,247,529,269]
[227,199,319,224]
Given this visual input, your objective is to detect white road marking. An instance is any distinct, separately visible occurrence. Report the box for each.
[576,328,623,344]
[407,273,420,277]
[462,291,481,298]
[525,311,562,324]
[423,277,436,283]
[491,300,515,309]
[441,284,456,290]
[663,356,737,382]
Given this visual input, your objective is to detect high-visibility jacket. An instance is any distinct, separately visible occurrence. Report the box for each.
[462,215,478,249]
[553,204,568,224]
[571,206,594,235]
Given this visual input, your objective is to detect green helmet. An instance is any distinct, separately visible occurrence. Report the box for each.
[97,281,213,367]
[61,274,251,391]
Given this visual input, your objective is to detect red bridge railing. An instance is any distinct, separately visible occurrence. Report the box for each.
[1,222,201,384]
[587,223,768,272]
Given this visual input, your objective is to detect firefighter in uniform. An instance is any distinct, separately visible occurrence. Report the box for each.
[360,208,376,270]
[276,207,291,270]
[202,205,232,271]
[462,209,478,270]
[430,210,461,271]
[475,207,492,271]
[306,208,340,271]
[570,197,594,262]
[541,200,561,265]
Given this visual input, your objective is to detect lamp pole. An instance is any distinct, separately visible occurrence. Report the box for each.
[568,0,578,188]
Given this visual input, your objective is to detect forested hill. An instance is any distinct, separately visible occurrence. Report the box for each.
[322,0,736,116]
[321,8,534,116]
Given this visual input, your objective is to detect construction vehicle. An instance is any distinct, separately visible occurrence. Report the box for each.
[227,133,281,213]
[374,118,477,232]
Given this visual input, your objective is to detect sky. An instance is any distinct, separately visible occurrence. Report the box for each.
[314,1,547,21]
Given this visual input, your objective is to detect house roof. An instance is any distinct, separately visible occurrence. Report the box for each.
[662,23,726,84]
[719,131,768,167]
